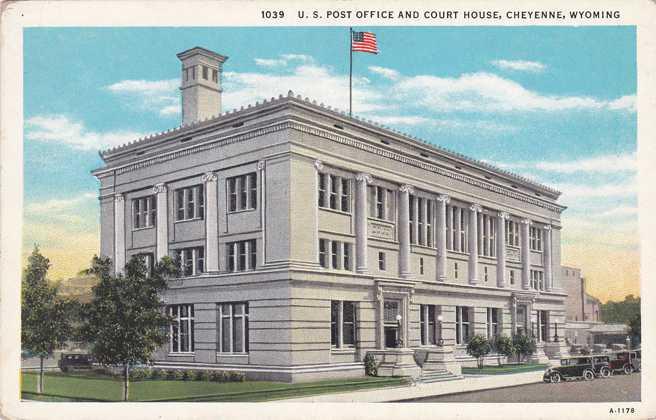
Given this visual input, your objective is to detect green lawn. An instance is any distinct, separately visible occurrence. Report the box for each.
[21,371,407,402]
[461,363,548,375]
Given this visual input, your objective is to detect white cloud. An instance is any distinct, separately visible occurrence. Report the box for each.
[394,72,635,113]
[254,58,287,68]
[491,59,546,73]
[25,192,96,215]
[254,54,314,68]
[105,78,179,116]
[25,115,143,151]
[368,66,400,81]
[593,206,638,218]
[368,114,517,134]
[496,153,637,174]
[555,178,637,199]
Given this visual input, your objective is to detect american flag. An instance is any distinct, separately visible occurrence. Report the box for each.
[351,31,379,54]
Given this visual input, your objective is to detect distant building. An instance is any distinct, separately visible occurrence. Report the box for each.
[561,266,600,322]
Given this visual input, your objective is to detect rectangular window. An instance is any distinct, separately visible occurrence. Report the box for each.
[319,239,328,268]
[409,195,415,244]
[531,270,545,291]
[218,302,249,353]
[227,240,257,272]
[202,65,208,80]
[456,306,471,345]
[426,201,433,248]
[175,185,204,221]
[340,179,350,212]
[319,172,351,213]
[212,69,218,82]
[419,257,424,275]
[329,175,338,209]
[417,197,424,246]
[331,240,339,269]
[369,185,394,221]
[227,173,257,212]
[530,227,543,251]
[538,310,548,342]
[459,208,467,252]
[320,239,352,271]
[342,243,351,271]
[420,305,437,345]
[479,213,496,257]
[176,247,204,276]
[135,252,154,275]
[510,270,515,285]
[484,266,488,282]
[454,262,459,279]
[132,195,157,229]
[378,252,386,271]
[331,301,357,348]
[486,308,499,339]
[318,173,327,208]
[192,66,196,80]
[185,68,189,81]
[506,220,520,247]
[169,304,194,353]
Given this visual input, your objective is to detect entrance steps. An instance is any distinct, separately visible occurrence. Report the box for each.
[417,368,463,384]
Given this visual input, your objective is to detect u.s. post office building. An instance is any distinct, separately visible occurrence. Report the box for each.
[93,47,570,383]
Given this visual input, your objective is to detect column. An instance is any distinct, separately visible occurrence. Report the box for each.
[376,287,385,349]
[412,195,419,245]
[153,183,169,263]
[202,172,219,272]
[544,225,553,291]
[422,305,429,345]
[468,204,481,285]
[496,212,509,288]
[337,300,344,348]
[355,173,372,273]
[114,193,125,274]
[521,218,531,290]
[436,195,450,281]
[398,184,414,279]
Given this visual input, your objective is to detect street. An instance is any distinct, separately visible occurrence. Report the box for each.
[400,373,640,403]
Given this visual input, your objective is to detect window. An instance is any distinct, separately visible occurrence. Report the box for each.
[456,306,471,345]
[318,239,352,271]
[227,173,257,212]
[331,301,357,348]
[446,205,467,253]
[419,257,424,275]
[420,305,437,345]
[454,262,459,279]
[169,304,194,353]
[318,172,351,212]
[227,240,256,272]
[218,302,249,353]
[510,270,515,285]
[212,69,218,82]
[537,310,549,342]
[484,266,488,282]
[175,185,204,221]
[369,185,393,221]
[505,220,520,247]
[531,270,545,291]
[185,67,189,81]
[530,227,543,251]
[132,196,156,229]
[478,213,496,257]
[378,252,386,271]
[409,195,434,247]
[176,247,204,276]
[409,196,415,244]
[192,66,196,80]
[486,308,499,339]
[135,252,154,275]
[202,65,208,80]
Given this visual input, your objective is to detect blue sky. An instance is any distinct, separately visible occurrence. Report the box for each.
[23,26,637,301]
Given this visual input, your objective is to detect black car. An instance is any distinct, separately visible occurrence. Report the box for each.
[608,350,641,374]
[543,356,598,383]
[591,355,612,378]
[58,353,95,372]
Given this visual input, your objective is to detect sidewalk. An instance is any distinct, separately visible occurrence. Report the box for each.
[277,371,544,402]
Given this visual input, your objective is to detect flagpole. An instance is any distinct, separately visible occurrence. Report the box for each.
[349,27,353,117]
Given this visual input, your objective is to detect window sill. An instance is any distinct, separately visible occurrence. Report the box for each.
[331,348,356,353]
[174,217,204,223]
[368,217,395,224]
[168,352,195,356]
[227,208,257,215]
[132,226,155,232]
[216,353,249,357]
[319,206,352,216]
[319,267,354,273]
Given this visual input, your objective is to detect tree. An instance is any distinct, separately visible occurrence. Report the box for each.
[601,295,640,324]
[81,254,177,401]
[492,335,515,366]
[22,246,73,393]
[629,313,640,347]
[466,335,491,368]
[513,334,537,363]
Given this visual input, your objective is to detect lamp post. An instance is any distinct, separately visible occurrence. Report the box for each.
[437,314,444,346]
[396,314,403,348]
[626,335,631,351]
[554,323,560,342]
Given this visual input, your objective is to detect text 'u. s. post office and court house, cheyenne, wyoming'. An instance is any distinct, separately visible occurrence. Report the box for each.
[92,47,571,382]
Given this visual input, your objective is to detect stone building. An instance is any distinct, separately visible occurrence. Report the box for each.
[93,47,570,382]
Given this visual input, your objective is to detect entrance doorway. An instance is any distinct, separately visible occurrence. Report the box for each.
[383,300,401,348]
[516,305,528,335]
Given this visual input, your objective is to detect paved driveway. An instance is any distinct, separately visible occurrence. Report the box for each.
[400,373,640,403]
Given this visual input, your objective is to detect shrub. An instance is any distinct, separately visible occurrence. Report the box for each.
[492,335,515,366]
[209,370,222,382]
[164,369,177,380]
[466,335,491,368]
[129,368,147,381]
[173,370,185,381]
[182,369,193,381]
[513,334,537,363]
[364,353,378,376]
[229,371,246,382]
[194,370,210,381]
[220,371,231,382]
[149,368,163,380]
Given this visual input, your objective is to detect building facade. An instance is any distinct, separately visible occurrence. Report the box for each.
[562,266,601,322]
[93,47,570,382]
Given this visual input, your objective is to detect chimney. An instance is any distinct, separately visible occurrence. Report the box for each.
[177,47,228,125]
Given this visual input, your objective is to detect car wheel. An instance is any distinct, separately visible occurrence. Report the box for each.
[550,372,562,383]
[583,370,594,381]
[623,364,634,375]
[600,367,611,378]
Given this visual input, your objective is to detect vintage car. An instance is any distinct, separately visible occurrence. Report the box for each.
[543,356,608,383]
[608,350,641,374]
[58,353,95,372]
[591,355,612,378]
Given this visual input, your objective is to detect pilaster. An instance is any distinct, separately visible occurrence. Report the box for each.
[202,172,219,272]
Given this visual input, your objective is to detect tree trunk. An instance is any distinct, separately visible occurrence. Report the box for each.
[123,364,129,401]
[38,356,44,394]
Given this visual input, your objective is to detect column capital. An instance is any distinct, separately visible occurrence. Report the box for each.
[314,160,324,171]
[152,183,167,194]
[498,211,510,220]
[437,194,450,204]
[257,160,266,170]
[356,172,373,184]
[114,193,124,202]
[543,224,552,231]
[521,218,532,226]
[201,171,217,183]
[399,184,414,194]
[469,203,482,213]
